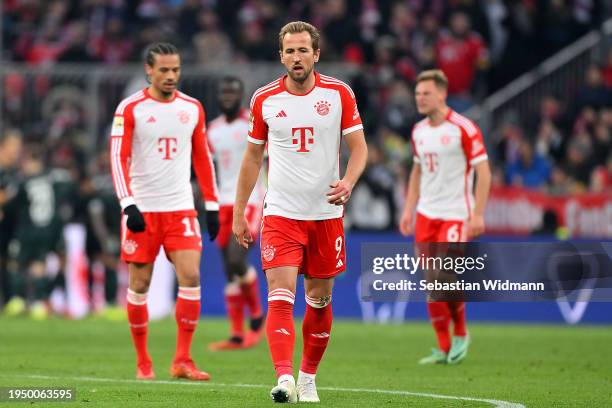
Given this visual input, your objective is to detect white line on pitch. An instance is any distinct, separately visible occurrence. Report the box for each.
[2,374,525,408]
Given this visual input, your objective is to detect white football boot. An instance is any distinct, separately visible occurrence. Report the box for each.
[270,374,298,403]
[297,371,320,403]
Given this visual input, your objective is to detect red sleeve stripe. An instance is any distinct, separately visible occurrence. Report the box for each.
[116,91,145,115]
[319,74,355,99]
[110,137,129,199]
[449,112,478,137]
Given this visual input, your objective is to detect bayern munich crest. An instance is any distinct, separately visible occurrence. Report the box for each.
[263,244,276,262]
[177,110,190,124]
[123,239,138,255]
[315,100,331,116]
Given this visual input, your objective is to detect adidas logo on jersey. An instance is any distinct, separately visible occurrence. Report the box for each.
[275,110,287,118]
[147,116,156,123]
[336,259,343,268]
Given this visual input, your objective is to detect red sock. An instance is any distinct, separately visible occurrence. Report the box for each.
[126,289,151,367]
[174,286,201,364]
[266,288,295,378]
[224,285,245,338]
[300,295,333,375]
[448,301,467,336]
[241,268,263,319]
[427,302,451,353]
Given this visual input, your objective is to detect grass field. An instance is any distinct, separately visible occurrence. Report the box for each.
[0,316,611,407]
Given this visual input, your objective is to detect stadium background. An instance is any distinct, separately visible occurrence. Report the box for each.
[1,1,611,323]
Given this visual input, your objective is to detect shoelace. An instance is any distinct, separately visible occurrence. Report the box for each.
[297,379,316,394]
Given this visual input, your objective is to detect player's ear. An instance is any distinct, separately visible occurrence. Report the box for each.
[279,49,284,63]
[144,63,153,77]
[314,48,320,63]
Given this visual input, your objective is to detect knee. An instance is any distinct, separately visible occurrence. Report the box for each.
[130,278,150,294]
[305,291,332,308]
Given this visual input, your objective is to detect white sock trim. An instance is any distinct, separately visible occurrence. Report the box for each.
[127,289,148,305]
[268,288,295,304]
[178,286,201,301]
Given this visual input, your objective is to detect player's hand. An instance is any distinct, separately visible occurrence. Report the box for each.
[232,214,253,249]
[124,205,146,232]
[399,210,413,236]
[205,210,220,241]
[468,214,485,238]
[326,179,353,206]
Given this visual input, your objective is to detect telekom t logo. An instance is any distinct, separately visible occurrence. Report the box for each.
[424,152,438,172]
[292,127,314,152]
[158,137,178,160]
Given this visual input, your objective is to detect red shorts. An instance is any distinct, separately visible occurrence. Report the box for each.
[217,204,262,249]
[260,215,346,279]
[415,212,468,243]
[120,210,202,263]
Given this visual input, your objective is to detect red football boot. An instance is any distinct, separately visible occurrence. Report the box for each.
[170,359,210,381]
[136,363,155,380]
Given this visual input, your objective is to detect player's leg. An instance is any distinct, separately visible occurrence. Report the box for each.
[260,215,304,403]
[127,261,155,379]
[163,210,209,380]
[415,213,451,364]
[266,266,299,403]
[166,249,209,380]
[240,204,265,346]
[121,211,160,379]
[209,213,248,350]
[296,217,344,403]
[438,221,470,364]
[297,277,334,403]
[228,238,264,347]
[209,205,246,350]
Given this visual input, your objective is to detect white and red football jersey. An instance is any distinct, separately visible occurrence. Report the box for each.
[248,72,363,220]
[109,88,219,212]
[207,108,265,206]
[411,109,488,221]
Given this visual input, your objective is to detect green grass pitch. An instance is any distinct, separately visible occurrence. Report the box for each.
[0,316,611,407]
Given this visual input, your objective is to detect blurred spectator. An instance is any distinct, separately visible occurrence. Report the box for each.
[505,139,551,189]
[574,65,612,113]
[564,139,593,188]
[192,8,232,65]
[435,11,488,111]
[590,154,612,192]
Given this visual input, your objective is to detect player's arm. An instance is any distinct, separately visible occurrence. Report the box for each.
[399,161,420,236]
[327,84,367,205]
[327,129,367,205]
[233,142,265,248]
[470,160,491,238]
[460,122,490,238]
[192,103,220,240]
[109,107,145,232]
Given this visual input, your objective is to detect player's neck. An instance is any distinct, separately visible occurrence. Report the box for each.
[284,73,316,95]
[148,86,176,102]
[428,106,450,127]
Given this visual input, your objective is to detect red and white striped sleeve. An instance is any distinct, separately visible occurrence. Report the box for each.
[109,96,139,210]
[192,101,220,211]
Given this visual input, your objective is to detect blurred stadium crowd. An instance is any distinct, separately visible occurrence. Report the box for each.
[1,1,611,310]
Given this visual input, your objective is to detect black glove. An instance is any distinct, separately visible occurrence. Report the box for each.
[205,210,220,241]
[124,204,146,232]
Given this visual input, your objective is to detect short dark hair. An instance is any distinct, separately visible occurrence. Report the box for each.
[219,76,244,92]
[144,42,179,66]
[278,21,320,51]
